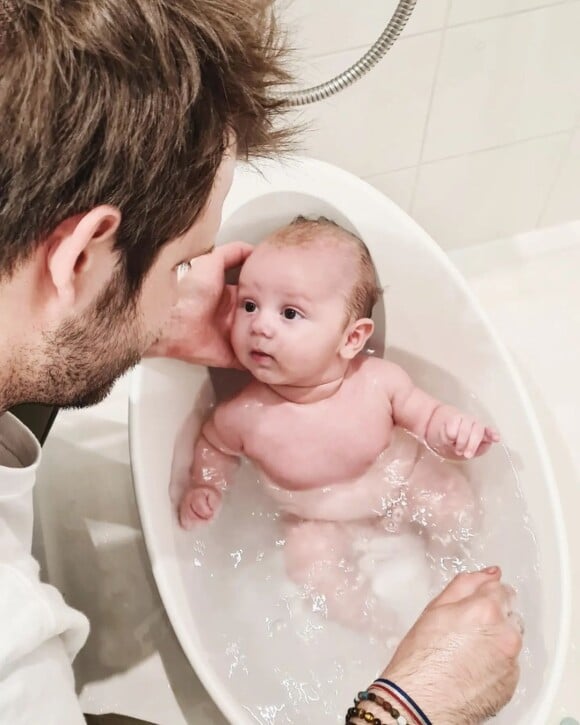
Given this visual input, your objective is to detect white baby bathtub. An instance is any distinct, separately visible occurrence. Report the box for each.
[129,157,570,724]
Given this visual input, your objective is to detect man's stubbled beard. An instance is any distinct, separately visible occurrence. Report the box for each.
[9,270,151,410]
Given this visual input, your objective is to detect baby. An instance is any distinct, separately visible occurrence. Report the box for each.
[178,216,499,627]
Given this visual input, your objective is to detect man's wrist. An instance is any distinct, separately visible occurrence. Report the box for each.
[370,679,431,725]
[349,693,416,724]
[374,669,461,725]
[346,678,424,725]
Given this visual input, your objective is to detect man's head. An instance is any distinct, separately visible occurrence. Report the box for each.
[231,216,382,387]
[0,0,293,408]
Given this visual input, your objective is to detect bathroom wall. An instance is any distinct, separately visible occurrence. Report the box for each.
[278,0,580,250]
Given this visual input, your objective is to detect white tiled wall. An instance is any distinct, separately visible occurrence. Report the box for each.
[278,0,580,249]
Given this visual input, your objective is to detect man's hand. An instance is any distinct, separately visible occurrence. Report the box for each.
[146,242,253,368]
[374,567,523,725]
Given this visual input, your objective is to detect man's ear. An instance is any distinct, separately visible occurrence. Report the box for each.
[339,317,375,360]
[45,205,121,315]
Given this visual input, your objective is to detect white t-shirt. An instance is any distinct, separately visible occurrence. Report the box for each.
[0,412,89,724]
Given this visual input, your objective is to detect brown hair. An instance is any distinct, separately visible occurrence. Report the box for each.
[271,215,382,319]
[0,0,295,292]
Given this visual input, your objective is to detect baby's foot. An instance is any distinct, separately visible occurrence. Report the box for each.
[179,486,222,529]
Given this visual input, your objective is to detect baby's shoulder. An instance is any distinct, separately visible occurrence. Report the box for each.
[214,379,270,414]
[354,355,411,390]
[354,354,391,380]
[209,382,267,440]
[346,355,388,395]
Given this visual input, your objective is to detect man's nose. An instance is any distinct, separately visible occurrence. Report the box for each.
[250,311,274,338]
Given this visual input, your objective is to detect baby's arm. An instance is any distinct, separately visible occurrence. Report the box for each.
[384,361,499,460]
[179,398,246,529]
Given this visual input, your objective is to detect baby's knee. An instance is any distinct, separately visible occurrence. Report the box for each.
[284,521,342,565]
[283,522,354,589]
[435,467,474,511]
[410,462,476,532]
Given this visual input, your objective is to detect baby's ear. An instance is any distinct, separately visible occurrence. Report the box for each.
[340,318,374,360]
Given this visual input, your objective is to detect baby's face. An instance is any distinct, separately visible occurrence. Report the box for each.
[231,242,354,386]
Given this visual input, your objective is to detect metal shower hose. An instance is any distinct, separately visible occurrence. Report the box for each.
[285,0,418,107]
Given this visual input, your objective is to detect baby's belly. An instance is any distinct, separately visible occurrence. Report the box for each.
[260,428,421,522]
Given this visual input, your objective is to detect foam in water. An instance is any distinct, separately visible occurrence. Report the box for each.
[172,419,540,724]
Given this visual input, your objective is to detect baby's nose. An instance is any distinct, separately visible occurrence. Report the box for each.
[251,312,274,337]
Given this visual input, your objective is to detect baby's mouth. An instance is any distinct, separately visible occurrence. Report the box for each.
[250,349,273,363]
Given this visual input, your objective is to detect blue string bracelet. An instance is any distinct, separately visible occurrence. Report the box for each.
[372,679,432,725]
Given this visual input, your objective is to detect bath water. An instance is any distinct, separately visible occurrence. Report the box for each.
[175,438,540,724]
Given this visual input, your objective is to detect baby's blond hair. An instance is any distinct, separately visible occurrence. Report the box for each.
[267,215,382,320]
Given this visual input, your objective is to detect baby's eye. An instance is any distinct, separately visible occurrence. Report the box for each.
[282,307,302,320]
[244,300,257,313]
[176,260,192,282]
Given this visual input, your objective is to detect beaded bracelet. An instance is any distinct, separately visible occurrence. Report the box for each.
[346,692,408,725]
[356,690,409,725]
[346,705,386,724]
[372,679,431,725]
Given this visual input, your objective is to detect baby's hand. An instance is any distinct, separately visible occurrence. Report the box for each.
[179,486,222,529]
[440,412,500,459]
